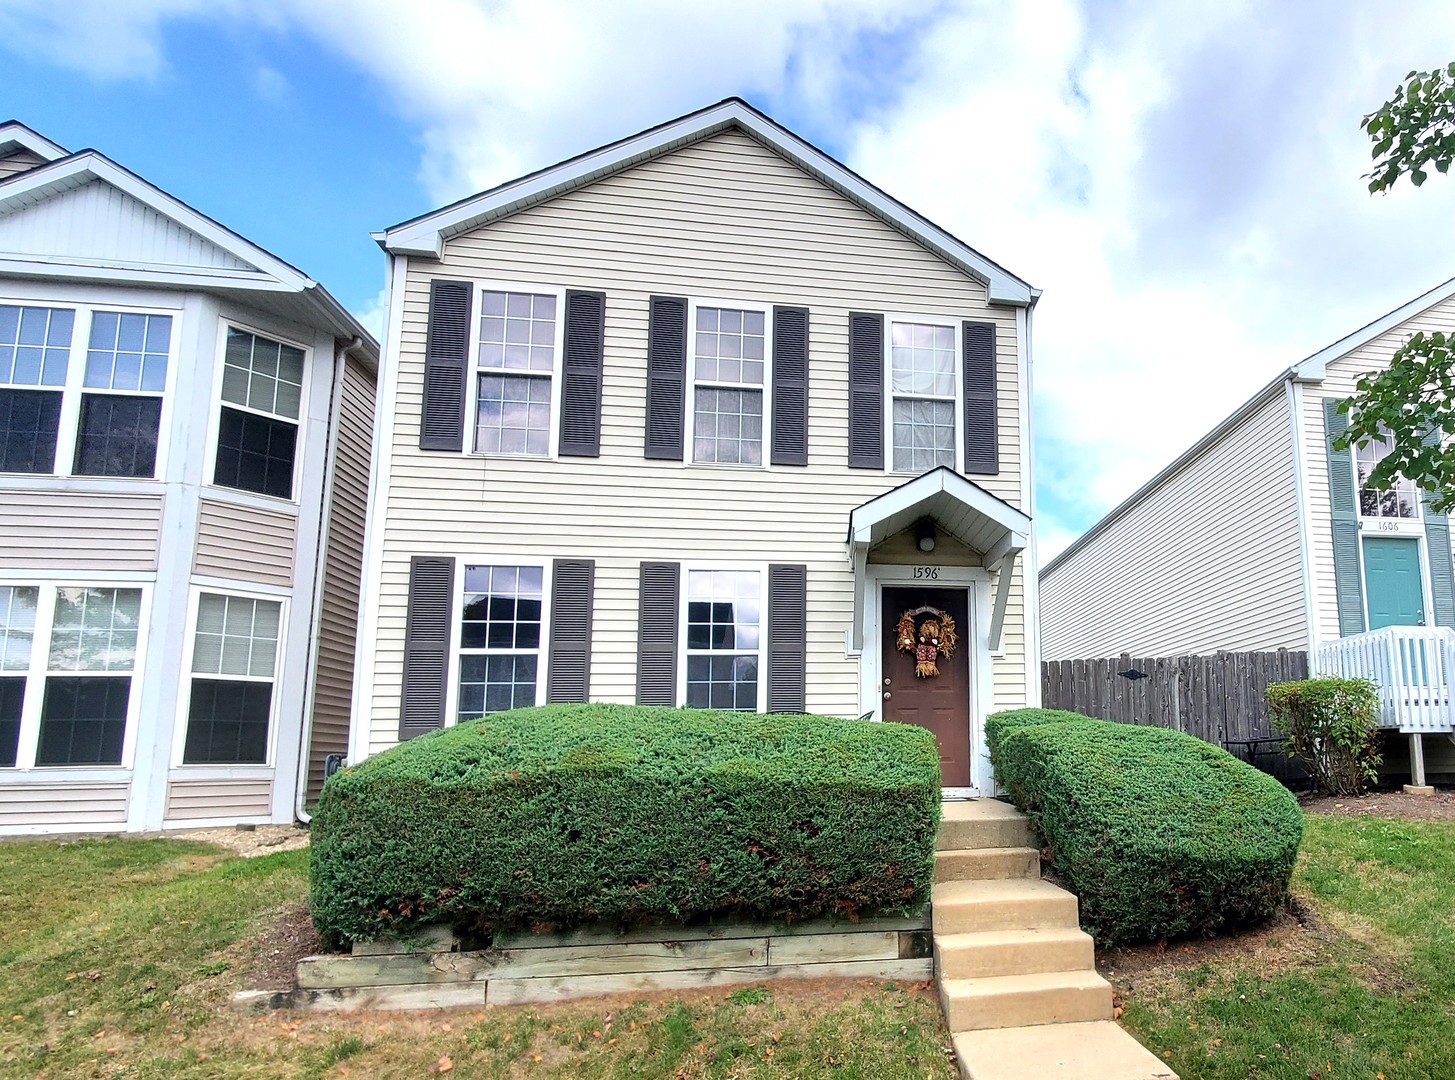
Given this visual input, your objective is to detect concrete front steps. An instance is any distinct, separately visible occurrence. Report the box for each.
[934,800,1176,1080]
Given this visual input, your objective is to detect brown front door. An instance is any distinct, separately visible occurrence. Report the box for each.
[882,586,972,788]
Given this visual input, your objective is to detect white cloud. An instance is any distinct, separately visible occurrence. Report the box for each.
[9,0,1455,551]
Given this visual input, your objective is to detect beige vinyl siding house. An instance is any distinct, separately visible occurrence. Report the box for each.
[0,120,378,833]
[1040,276,1455,781]
[355,100,1041,796]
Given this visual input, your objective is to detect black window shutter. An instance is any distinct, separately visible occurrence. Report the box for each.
[400,556,455,739]
[547,559,595,702]
[848,313,884,469]
[559,291,606,457]
[644,296,687,460]
[771,306,810,466]
[962,320,998,475]
[636,561,680,705]
[767,564,808,713]
[1323,400,1365,636]
[420,280,472,451]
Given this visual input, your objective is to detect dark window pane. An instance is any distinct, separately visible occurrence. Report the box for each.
[36,676,129,766]
[0,388,61,473]
[73,394,162,478]
[182,679,271,764]
[486,622,514,648]
[213,406,297,499]
[0,677,23,767]
[514,622,540,649]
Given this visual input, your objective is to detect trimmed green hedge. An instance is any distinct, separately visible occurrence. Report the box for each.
[987,708,1303,945]
[310,704,942,944]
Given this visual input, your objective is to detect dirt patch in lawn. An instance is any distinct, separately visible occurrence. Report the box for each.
[240,902,323,990]
[1303,788,1455,821]
[168,823,310,857]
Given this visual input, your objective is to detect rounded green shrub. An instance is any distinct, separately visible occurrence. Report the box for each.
[1267,677,1382,796]
[986,708,1304,945]
[310,704,942,944]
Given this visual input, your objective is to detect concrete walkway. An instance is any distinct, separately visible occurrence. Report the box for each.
[934,800,1177,1080]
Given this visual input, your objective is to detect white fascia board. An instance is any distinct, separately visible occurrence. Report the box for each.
[382,101,1034,306]
[0,153,311,291]
[0,121,68,162]
[849,467,1032,549]
[1293,274,1455,382]
[0,254,288,289]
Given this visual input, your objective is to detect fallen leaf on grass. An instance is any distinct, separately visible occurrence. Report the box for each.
[428,1056,453,1074]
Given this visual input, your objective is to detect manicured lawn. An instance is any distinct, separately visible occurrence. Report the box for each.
[1118,813,1455,1079]
[0,837,955,1078]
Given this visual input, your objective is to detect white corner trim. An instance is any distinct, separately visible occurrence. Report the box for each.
[1286,377,1320,649]
[381,100,1034,306]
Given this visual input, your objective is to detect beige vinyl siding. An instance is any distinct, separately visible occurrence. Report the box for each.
[0,782,129,828]
[0,490,162,570]
[306,354,376,801]
[368,129,1028,754]
[1302,292,1455,644]
[0,148,46,179]
[193,498,297,587]
[1040,389,1305,659]
[163,777,272,821]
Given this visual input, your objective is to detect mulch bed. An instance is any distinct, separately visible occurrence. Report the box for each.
[1302,788,1455,821]
[244,903,323,990]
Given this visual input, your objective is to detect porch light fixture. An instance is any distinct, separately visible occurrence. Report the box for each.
[916,520,936,553]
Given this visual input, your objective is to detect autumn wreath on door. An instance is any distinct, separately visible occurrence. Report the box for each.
[895,605,959,678]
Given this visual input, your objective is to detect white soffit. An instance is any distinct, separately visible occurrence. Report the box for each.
[381,99,1036,307]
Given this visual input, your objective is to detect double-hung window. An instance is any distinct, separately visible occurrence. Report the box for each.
[456,564,544,721]
[37,587,142,766]
[691,306,767,466]
[0,586,38,767]
[474,290,558,456]
[888,319,957,473]
[1356,427,1420,520]
[683,568,763,710]
[182,593,282,765]
[0,302,173,479]
[213,326,304,500]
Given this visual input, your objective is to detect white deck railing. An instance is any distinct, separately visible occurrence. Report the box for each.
[1312,626,1455,733]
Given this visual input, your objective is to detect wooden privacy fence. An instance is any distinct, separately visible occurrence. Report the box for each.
[1040,650,1310,785]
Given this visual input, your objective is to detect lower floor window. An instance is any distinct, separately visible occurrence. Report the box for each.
[684,568,763,711]
[36,675,130,766]
[456,564,543,721]
[182,593,281,765]
[0,677,22,768]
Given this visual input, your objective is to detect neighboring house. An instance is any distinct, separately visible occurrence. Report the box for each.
[354,99,1040,796]
[1039,276,1455,780]
[0,121,379,833]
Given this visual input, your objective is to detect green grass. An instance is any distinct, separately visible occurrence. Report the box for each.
[0,836,955,1078]
[1121,814,1455,1079]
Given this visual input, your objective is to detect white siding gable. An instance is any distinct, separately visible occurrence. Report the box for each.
[0,179,256,271]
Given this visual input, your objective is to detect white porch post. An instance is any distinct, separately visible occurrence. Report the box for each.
[1407,733,1431,794]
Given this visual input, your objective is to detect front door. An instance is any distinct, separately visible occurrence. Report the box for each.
[881,586,972,788]
[1363,536,1425,629]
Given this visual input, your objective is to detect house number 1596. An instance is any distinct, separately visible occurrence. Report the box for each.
[914,566,941,579]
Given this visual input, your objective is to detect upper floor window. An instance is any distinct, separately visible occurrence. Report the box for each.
[1356,428,1419,520]
[889,320,956,473]
[691,306,766,466]
[0,303,172,480]
[474,290,557,456]
[213,327,303,500]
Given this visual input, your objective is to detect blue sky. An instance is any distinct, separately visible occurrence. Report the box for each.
[4,0,1455,560]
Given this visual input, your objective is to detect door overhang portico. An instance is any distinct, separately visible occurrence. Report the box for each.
[847,468,1031,653]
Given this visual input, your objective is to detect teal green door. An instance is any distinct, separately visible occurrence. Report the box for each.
[1362,537,1425,629]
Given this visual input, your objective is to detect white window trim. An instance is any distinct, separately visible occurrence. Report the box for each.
[676,561,770,713]
[0,297,181,482]
[4,581,152,772]
[169,585,287,769]
[882,310,962,476]
[684,297,773,470]
[203,318,311,507]
[1352,436,1423,524]
[444,555,553,727]
[463,281,566,461]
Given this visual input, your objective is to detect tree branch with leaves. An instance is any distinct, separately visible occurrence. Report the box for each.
[1336,64,1455,505]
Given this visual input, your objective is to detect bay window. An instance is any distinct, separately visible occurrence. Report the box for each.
[213,326,304,500]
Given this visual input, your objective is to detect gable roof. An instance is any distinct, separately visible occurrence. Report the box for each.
[0,143,376,363]
[1292,274,1455,380]
[0,120,68,163]
[380,99,1037,307]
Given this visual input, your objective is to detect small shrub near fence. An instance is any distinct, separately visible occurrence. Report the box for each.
[987,708,1304,946]
[310,704,942,945]
[1266,677,1382,797]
